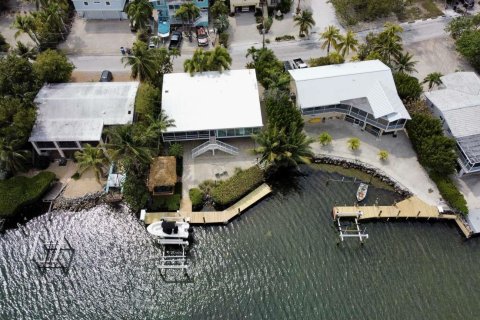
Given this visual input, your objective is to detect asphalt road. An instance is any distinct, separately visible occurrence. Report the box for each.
[69,16,452,73]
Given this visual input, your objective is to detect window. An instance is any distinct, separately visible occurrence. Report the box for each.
[58,141,79,148]
[84,1,88,5]
[106,1,110,5]
[36,142,55,149]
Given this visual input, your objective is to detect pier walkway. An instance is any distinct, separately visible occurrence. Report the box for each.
[333,196,473,238]
[144,183,272,225]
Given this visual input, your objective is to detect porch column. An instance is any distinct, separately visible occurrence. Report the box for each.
[53,141,65,158]
[99,138,107,154]
[31,141,41,155]
[76,141,82,149]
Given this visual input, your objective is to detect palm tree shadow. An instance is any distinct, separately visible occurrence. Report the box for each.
[265,166,307,196]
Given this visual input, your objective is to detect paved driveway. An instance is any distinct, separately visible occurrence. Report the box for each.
[59,16,136,55]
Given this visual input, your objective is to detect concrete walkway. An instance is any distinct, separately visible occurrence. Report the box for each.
[305,120,443,206]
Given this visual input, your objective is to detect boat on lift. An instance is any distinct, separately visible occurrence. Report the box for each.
[147,219,194,244]
[356,183,368,202]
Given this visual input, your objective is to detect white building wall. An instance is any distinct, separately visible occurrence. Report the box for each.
[73,0,127,19]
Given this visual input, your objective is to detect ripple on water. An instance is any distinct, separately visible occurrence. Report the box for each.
[0,166,480,320]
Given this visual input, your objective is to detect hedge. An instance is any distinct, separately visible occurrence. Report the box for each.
[189,188,204,210]
[151,194,181,212]
[0,171,56,217]
[211,166,264,207]
[429,173,468,215]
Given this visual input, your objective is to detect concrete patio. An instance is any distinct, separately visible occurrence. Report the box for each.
[305,119,443,206]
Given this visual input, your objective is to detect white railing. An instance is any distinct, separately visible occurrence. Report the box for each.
[191,139,239,158]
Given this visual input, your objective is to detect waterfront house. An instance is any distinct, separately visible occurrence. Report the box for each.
[149,0,208,38]
[425,72,480,176]
[72,0,128,19]
[147,156,177,195]
[29,82,139,159]
[161,69,263,158]
[288,60,411,137]
[229,0,279,13]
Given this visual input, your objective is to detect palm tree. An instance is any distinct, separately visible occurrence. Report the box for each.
[337,30,358,58]
[347,137,361,151]
[13,41,38,60]
[184,48,207,75]
[374,23,404,66]
[104,125,154,167]
[0,139,29,175]
[318,132,332,146]
[126,0,153,31]
[394,51,417,74]
[40,1,68,38]
[143,110,175,151]
[293,10,315,37]
[206,45,232,72]
[12,15,39,46]
[74,144,109,183]
[320,25,341,54]
[214,14,230,34]
[378,150,389,161]
[122,41,157,81]
[422,72,443,90]
[175,2,200,36]
[253,126,314,170]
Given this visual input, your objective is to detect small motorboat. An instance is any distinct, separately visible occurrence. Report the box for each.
[356,183,368,202]
[147,220,193,240]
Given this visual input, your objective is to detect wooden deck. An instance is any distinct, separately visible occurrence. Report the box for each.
[144,183,272,225]
[333,196,472,238]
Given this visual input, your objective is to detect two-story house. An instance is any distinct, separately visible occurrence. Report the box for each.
[229,0,279,13]
[72,0,128,19]
[150,0,208,37]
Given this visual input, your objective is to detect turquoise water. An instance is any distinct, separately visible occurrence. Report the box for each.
[1,166,479,319]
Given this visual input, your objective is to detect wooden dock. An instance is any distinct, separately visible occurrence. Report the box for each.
[333,196,473,238]
[144,183,272,225]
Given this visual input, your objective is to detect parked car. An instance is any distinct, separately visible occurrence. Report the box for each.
[99,70,113,82]
[283,60,294,71]
[149,36,158,49]
[168,31,183,50]
[196,27,209,47]
[293,58,308,69]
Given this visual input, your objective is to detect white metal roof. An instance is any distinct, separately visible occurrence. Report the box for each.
[30,82,138,142]
[289,60,410,121]
[162,70,263,133]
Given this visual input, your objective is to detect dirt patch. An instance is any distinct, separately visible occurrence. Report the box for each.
[71,71,133,82]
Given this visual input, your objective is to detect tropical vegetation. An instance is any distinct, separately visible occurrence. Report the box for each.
[347,137,361,150]
[210,0,229,20]
[320,26,342,54]
[329,0,407,26]
[184,46,232,75]
[446,13,480,71]
[210,166,264,207]
[318,132,333,146]
[293,10,315,37]
[175,2,200,35]
[0,171,55,217]
[337,30,358,57]
[189,188,204,210]
[422,72,443,90]
[74,144,109,183]
[378,150,389,161]
[0,33,9,52]
[33,49,75,83]
[125,0,153,31]
[246,47,290,91]
[393,72,423,101]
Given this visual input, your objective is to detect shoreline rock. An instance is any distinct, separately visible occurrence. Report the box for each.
[313,156,413,198]
[53,192,105,212]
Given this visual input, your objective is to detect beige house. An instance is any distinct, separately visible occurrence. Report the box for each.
[229,0,279,13]
[147,157,177,196]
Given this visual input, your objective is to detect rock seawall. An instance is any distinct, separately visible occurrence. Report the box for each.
[314,156,412,198]
[53,192,105,212]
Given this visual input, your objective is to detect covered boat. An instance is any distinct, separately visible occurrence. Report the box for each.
[356,183,368,202]
[147,220,192,239]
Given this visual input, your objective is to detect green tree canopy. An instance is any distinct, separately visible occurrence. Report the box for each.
[294,9,315,37]
[74,144,109,183]
[210,0,229,19]
[245,47,289,91]
[0,54,39,100]
[184,46,232,75]
[422,72,443,90]
[34,49,75,83]
[264,88,303,135]
[126,0,153,30]
[320,25,341,54]
[455,31,480,70]
[405,113,443,149]
[418,135,457,175]
[135,83,162,119]
[393,72,422,101]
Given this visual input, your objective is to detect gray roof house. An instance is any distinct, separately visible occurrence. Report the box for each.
[425,72,480,176]
[29,82,139,158]
[288,60,411,136]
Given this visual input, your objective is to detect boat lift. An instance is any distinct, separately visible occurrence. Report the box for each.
[335,211,369,244]
[30,232,75,274]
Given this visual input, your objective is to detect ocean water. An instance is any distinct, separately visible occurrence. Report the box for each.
[1,166,479,319]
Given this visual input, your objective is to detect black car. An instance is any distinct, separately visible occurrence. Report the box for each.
[99,70,113,82]
[168,31,183,50]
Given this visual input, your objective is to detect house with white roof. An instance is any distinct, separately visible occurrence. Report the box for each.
[72,0,128,19]
[425,72,480,176]
[288,60,411,136]
[29,82,139,158]
[161,69,263,158]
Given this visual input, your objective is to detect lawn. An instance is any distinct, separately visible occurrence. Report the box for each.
[0,172,56,218]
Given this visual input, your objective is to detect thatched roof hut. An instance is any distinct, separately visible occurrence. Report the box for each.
[147,156,177,195]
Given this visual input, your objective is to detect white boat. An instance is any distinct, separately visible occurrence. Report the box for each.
[147,220,192,239]
[356,183,368,202]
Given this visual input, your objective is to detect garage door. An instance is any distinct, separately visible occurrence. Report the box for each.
[84,10,122,20]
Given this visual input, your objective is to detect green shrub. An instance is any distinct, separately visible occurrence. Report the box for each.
[0,171,56,217]
[151,194,181,211]
[0,33,9,52]
[211,166,264,207]
[122,170,149,212]
[71,172,80,180]
[276,0,293,13]
[275,35,295,42]
[219,32,229,48]
[430,173,468,214]
[189,188,204,210]
[393,72,423,101]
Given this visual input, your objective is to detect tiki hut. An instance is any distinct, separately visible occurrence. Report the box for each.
[147,156,177,195]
